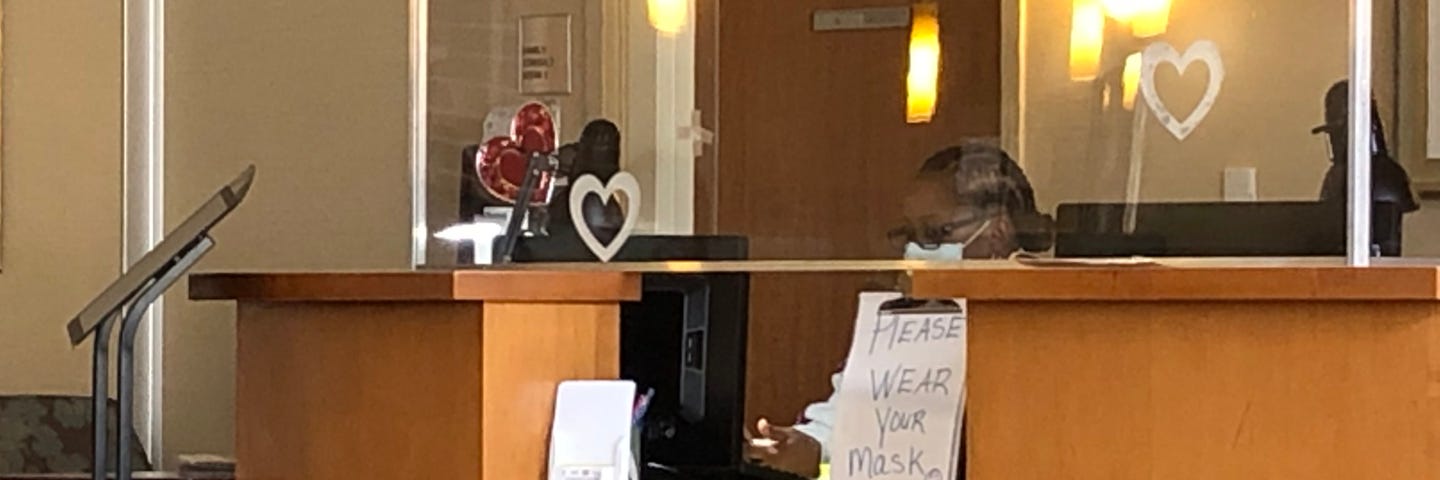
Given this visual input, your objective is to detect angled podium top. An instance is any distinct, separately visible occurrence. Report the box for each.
[189,270,642,302]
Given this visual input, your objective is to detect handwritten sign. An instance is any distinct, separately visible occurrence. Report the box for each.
[831,293,967,480]
[519,14,572,94]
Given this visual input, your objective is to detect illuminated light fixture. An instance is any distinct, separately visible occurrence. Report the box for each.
[1101,0,1144,21]
[1100,0,1168,22]
[1069,0,1105,81]
[1130,0,1171,37]
[648,0,688,36]
[906,1,941,124]
[1101,0,1170,35]
[1122,52,1142,110]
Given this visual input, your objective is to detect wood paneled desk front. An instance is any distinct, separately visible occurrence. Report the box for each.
[909,262,1440,479]
[189,270,640,480]
[194,260,1440,480]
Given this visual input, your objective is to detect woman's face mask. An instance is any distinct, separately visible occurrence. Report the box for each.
[904,242,964,261]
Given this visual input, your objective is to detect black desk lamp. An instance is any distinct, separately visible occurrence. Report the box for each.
[549,120,625,244]
[1312,80,1419,255]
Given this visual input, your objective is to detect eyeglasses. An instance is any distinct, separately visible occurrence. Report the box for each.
[887,212,994,249]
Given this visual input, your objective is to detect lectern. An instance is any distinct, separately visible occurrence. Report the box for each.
[68,166,254,480]
[189,270,640,480]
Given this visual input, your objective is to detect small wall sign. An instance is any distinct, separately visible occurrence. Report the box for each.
[519,14,573,94]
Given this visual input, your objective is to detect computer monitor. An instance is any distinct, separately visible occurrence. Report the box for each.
[624,272,749,469]
[1054,201,1402,257]
[510,235,750,470]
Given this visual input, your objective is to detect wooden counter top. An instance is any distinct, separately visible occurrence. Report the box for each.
[451,256,1440,272]
[189,270,641,302]
[906,264,1440,301]
[488,258,1440,300]
[192,258,1440,303]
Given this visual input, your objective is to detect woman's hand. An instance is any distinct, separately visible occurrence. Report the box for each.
[743,418,822,478]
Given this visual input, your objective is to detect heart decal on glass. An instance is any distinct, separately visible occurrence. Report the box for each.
[1139,40,1226,141]
[568,172,641,262]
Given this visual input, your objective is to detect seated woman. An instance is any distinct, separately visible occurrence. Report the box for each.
[744,142,1052,478]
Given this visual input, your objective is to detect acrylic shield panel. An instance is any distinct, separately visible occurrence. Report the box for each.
[412,0,1418,266]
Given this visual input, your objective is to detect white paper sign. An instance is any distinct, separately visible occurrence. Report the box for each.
[832,293,967,480]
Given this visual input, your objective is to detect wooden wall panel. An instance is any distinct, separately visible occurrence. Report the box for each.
[696,0,1002,421]
[480,302,621,480]
[232,299,623,480]
[234,302,485,480]
[743,272,892,422]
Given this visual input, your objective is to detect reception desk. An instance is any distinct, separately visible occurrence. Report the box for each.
[909,261,1440,479]
[193,260,1440,479]
[189,270,640,480]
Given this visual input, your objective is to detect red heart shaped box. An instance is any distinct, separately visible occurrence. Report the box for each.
[476,102,557,205]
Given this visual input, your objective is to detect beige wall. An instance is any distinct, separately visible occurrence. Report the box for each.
[163,0,410,466]
[0,0,410,465]
[0,1,122,393]
[1406,207,1440,256]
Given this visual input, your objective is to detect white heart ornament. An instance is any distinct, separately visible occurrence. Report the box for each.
[1140,40,1226,141]
[568,172,641,262]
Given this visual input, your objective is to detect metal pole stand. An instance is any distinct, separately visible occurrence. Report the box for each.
[90,236,215,480]
[495,152,559,264]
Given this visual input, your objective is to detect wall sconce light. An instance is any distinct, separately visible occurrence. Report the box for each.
[1069,0,1105,81]
[1102,0,1170,37]
[1122,52,1142,110]
[1100,0,1141,22]
[648,0,688,36]
[1130,0,1170,37]
[906,1,941,124]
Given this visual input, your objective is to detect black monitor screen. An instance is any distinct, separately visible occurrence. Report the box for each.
[510,235,750,470]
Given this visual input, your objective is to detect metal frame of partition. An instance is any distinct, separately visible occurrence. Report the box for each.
[1348,0,1374,266]
[408,0,429,267]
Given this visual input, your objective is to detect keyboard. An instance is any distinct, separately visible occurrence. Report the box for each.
[736,463,813,480]
[648,461,817,478]
[642,463,813,480]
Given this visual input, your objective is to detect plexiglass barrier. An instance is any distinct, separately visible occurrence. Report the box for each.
[413,0,1422,268]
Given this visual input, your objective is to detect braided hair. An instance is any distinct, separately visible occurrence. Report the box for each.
[915,143,1054,253]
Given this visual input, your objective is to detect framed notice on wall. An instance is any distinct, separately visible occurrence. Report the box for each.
[1430,0,1439,158]
[1392,0,1438,188]
[1429,0,1440,159]
[518,14,573,95]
